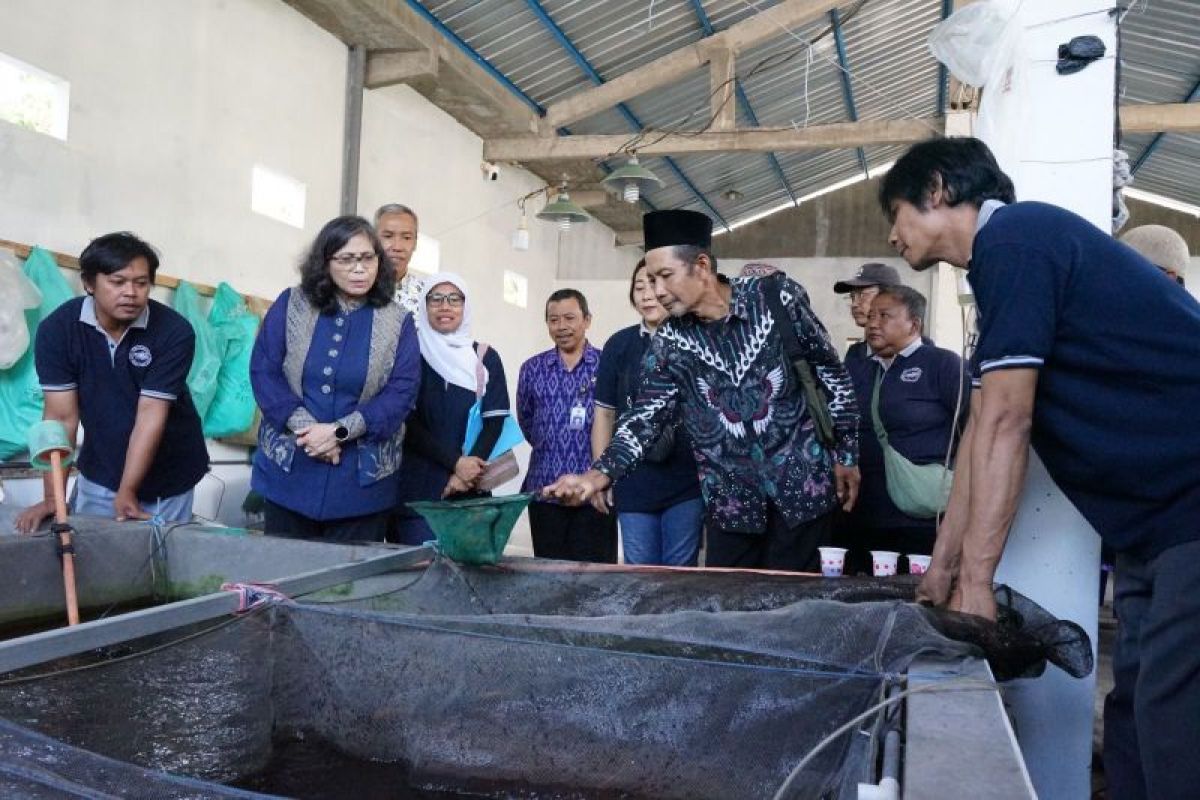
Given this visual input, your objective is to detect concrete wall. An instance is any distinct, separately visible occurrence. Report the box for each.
[0,0,631,550]
[712,178,896,260]
[0,0,345,300]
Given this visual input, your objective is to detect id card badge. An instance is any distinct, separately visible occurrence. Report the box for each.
[569,404,587,431]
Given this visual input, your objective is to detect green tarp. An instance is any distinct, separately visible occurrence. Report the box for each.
[0,247,76,460]
[171,281,222,420]
[203,282,259,438]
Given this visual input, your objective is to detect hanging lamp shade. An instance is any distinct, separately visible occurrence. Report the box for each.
[602,156,662,204]
[536,190,591,232]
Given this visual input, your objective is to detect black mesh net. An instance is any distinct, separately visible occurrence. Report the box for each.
[0,557,1091,799]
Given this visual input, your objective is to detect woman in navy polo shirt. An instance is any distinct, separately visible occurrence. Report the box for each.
[392,273,511,545]
[592,260,703,566]
[845,285,969,564]
[250,215,420,542]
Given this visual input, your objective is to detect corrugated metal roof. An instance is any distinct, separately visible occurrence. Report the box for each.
[1117,0,1200,208]
[422,0,1199,227]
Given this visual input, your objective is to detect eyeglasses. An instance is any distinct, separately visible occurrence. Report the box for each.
[846,287,880,303]
[426,292,465,307]
[330,252,379,268]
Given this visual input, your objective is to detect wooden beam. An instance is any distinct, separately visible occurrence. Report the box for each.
[615,230,645,247]
[1122,102,1200,134]
[709,48,737,132]
[561,190,609,208]
[365,48,439,89]
[0,238,271,307]
[542,0,835,130]
[488,118,938,161]
[283,0,539,135]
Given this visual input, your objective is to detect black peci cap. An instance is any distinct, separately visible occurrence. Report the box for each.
[643,209,713,252]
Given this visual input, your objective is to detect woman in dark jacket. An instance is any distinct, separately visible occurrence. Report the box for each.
[250,215,420,542]
[591,260,703,565]
[392,272,512,545]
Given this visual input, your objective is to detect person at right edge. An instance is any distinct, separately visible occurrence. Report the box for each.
[544,209,859,573]
[880,135,1200,800]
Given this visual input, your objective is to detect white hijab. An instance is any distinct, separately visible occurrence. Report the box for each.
[416,272,484,393]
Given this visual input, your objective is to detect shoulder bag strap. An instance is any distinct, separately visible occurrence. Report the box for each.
[473,343,490,399]
[870,365,890,443]
[762,276,836,448]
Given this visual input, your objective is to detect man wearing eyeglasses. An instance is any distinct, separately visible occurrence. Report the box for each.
[833,263,901,367]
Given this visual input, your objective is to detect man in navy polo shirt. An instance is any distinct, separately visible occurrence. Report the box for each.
[15,232,208,533]
[880,136,1200,800]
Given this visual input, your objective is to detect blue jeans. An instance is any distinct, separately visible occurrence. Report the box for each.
[618,497,703,566]
[71,474,194,523]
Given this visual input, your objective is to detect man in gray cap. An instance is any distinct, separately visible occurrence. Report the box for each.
[545,209,860,572]
[833,262,901,369]
[1120,224,1190,286]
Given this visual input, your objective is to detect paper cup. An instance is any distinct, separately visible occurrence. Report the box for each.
[907,555,932,576]
[818,546,848,577]
[870,550,900,577]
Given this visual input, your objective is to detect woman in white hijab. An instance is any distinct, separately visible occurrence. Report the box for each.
[392,272,511,545]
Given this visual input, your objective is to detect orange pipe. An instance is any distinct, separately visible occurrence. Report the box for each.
[49,451,80,626]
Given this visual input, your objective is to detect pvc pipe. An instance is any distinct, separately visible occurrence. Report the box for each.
[49,450,80,626]
[857,776,899,800]
[858,728,901,800]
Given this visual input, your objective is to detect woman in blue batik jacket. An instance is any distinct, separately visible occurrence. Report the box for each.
[250,215,420,542]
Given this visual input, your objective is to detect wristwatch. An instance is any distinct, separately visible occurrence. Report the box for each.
[334,424,350,442]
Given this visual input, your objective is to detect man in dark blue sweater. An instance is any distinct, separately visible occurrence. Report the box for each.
[880,136,1200,800]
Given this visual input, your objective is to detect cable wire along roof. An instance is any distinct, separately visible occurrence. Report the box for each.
[416,0,1197,228]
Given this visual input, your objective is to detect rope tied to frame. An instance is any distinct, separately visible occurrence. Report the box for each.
[49,522,76,558]
[221,582,290,614]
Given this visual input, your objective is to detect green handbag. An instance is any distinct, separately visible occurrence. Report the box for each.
[871,369,952,518]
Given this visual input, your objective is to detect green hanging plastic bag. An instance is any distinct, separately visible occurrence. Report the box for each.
[204,282,260,438]
[171,281,221,419]
[0,247,76,460]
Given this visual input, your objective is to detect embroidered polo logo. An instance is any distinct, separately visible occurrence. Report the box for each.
[129,345,153,367]
[900,366,922,383]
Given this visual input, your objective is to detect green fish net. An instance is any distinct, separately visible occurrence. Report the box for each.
[406,493,533,565]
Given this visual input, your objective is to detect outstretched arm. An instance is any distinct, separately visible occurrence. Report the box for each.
[114,397,172,521]
[954,369,1036,620]
[15,391,80,534]
[917,387,979,607]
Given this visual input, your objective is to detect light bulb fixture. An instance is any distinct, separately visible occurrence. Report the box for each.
[602,155,662,204]
[512,218,530,251]
[722,188,744,202]
[512,202,531,251]
[535,181,590,232]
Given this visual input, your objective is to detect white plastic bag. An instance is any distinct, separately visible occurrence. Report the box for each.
[0,251,43,370]
[928,0,1021,88]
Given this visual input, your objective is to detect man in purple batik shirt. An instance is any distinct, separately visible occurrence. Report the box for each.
[516,289,617,563]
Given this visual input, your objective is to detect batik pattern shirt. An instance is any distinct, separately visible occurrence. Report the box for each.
[594,275,858,533]
[394,272,424,316]
[516,344,602,499]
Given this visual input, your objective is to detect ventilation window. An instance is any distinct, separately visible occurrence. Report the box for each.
[0,52,70,140]
[251,165,306,229]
